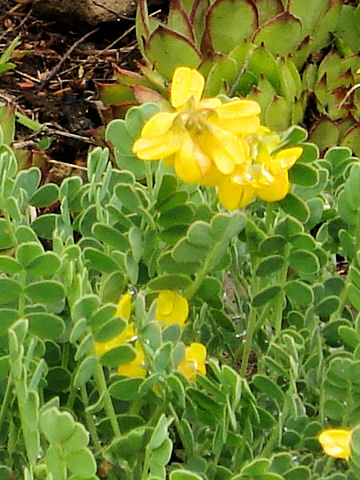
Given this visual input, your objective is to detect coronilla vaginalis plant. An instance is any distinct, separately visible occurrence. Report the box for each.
[4,12,360,480]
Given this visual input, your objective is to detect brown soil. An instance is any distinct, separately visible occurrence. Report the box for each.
[0,0,143,169]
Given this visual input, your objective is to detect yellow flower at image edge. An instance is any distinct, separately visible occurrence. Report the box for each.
[318,428,352,459]
[178,342,206,381]
[117,343,147,378]
[133,66,261,185]
[155,290,189,327]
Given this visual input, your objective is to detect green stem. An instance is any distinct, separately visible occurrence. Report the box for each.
[93,362,121,439]
[80,385,101,452]
[0,376,13,432]
[274,248,289,336]
[141,446,152,480]
[145,162,154,202]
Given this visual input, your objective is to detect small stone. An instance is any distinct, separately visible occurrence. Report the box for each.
[32,0,136,27]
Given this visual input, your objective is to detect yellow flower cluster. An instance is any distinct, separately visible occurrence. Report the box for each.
[133,66,303,210]
[95,293,147,377]
[318,428,352,460]
[95,290,206,381]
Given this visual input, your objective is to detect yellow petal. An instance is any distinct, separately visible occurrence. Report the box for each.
[216,99,261,118]
[198,98,222,109]
[318,428,351,459]
[257,170,289,202]
[217,115,260,134]
[155,290,189,326]
[95,324,136,356]
[117,344,147,377]
[272,146,303,171]
[218,176,255,210]
[171,293,189,327]
[141,112,176,136]
[116,293,132,320]
[156,290,174,316]
[174,136,210,184]
[200,166,225,187]
[207,127,249,173]
[133,131,181,160]
[187,342,207,362]
[171,66,205,109]
[177,342,207,381]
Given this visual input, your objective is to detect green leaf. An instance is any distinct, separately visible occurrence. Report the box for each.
[145,25,201,78]
[16,242,44,267]
[65,448,96,477]
[70,318,87,344]
[0,219,14,249]
[31,214,58,239]
[84,247,119,273]
[288,250,320,274]
[0,256,22,274]
[30,183,59,207]
[129,226,143,263]
[204,56,238,96]
[187,221,214,247]
[0,278,22,304]
[151,437,173,467]
[149,414,174,450]
[206,0,258,54]
[265,95,292,132]
[62,423,89,452]
[26,252,61,277]
[0,309,18,336]
[172,239,206,263]
[259,235,286,255]
[101,344,137,368]
[72,295,100,322]
[92,223,128,252]
[158,205,194,228]
[256,255,285,277]
[109,377,143,400]
[253,12,302,57]
[252,374,285,401]
[25,280,65,303]
[252,285,281,307]
[15,167,41,199]
[338,326,358,349]
[314,296,339,317]
[94,316,127,342]
[40,407,74,445]
[289,163,318,187]
[242,459,271,475]
[73,356,97,387]
[170,470,203,480]
[115,183,141,210]
[285,280,314,307]
[289,233,316,250]
[147,274,192,291]
[28,312,65,340]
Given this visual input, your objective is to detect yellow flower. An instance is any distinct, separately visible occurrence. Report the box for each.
[95,293,135,356]
[133,66,261,184]
[217,134,303,210]
[95,324,136,357]
[117,343,147,377]
[318,428,352,460]
[177,342,206,381]
[155,290,189,327]
[116,292,132,319]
